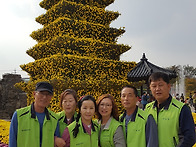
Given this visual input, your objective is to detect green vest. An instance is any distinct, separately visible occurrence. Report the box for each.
[16,104,58,147]
[68,118,99,147]
[57,111,77,136]
[120,107,147,147]
[145,98,184,147]
[99,117,121,147]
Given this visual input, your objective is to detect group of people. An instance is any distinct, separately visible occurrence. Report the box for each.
[175,92,196,113]
[175,93,185,103]
[9,72,196,147]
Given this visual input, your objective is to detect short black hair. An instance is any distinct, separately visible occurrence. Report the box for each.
[148,72,170,84]
[121,85,138,97]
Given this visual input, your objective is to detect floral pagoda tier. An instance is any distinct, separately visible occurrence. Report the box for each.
[17,0,137,112]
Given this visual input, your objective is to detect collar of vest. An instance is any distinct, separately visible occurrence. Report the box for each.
[130,106,138,122]
[79,118,97,133]
[153,95,172,110]
[63,114,75,124]
[121,106,138,122]
[30,102,50,120]
[100,116,113,130]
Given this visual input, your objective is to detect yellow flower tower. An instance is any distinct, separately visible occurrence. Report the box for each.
[17,0,136,112]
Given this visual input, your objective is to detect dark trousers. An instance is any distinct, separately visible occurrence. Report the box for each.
[143,104,146,110]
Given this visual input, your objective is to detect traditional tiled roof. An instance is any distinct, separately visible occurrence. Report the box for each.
[127,53,177,82]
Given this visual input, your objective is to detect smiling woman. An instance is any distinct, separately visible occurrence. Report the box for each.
[96,94,126,147]
[57,89,78,136]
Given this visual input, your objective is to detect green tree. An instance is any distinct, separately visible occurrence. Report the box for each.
[166,65,180,84]
[167,64,196,97]
[185,78,196,94]
[16,0,138,112]
[183,64,196,78]
[183,65,196,95]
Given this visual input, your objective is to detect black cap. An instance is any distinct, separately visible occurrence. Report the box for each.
[35,82,53,94]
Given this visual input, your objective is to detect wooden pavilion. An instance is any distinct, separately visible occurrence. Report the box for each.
[127,53,177,95]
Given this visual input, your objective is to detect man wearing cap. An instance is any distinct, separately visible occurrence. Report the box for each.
[9,81,60,147]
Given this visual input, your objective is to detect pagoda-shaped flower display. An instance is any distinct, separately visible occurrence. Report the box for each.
[17,0,137,112]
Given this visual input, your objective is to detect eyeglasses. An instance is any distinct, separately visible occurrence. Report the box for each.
[99,103,112,108]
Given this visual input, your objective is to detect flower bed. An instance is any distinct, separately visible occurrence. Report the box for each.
[0,120,10,145]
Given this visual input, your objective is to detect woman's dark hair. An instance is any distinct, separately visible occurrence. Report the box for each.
[121,85,138,97]
[148,72,170,84]
[72,95,97,138]
[59,89,77,108]
[96,94,119,121]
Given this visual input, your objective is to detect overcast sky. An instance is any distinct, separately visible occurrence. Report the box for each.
[0,0,196,78]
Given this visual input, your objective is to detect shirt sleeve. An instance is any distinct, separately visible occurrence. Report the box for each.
[9,111,18,147]
[178,105,196,147]
[113,126,126,147]
[62,127,70,147]
[145,114,159,147]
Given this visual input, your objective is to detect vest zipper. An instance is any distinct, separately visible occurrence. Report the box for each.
[156,107,159,125]
[90,134,92,147]
[173,137,177,147]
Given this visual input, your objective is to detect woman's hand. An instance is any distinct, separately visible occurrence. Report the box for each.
[55,137,66,147]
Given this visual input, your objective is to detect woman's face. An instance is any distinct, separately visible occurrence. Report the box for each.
[62,94,77,115]
[80,100,95,124]
[98,98,112,119]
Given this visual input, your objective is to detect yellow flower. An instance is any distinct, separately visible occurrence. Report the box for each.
[0,119,10,144]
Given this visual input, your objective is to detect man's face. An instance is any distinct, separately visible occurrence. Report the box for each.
[34,91,53,109]
[150,78,171,104]
[121,87,138,110]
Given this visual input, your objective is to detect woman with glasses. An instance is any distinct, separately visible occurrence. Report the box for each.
[96,94,126,147]
[57,89,78,136]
